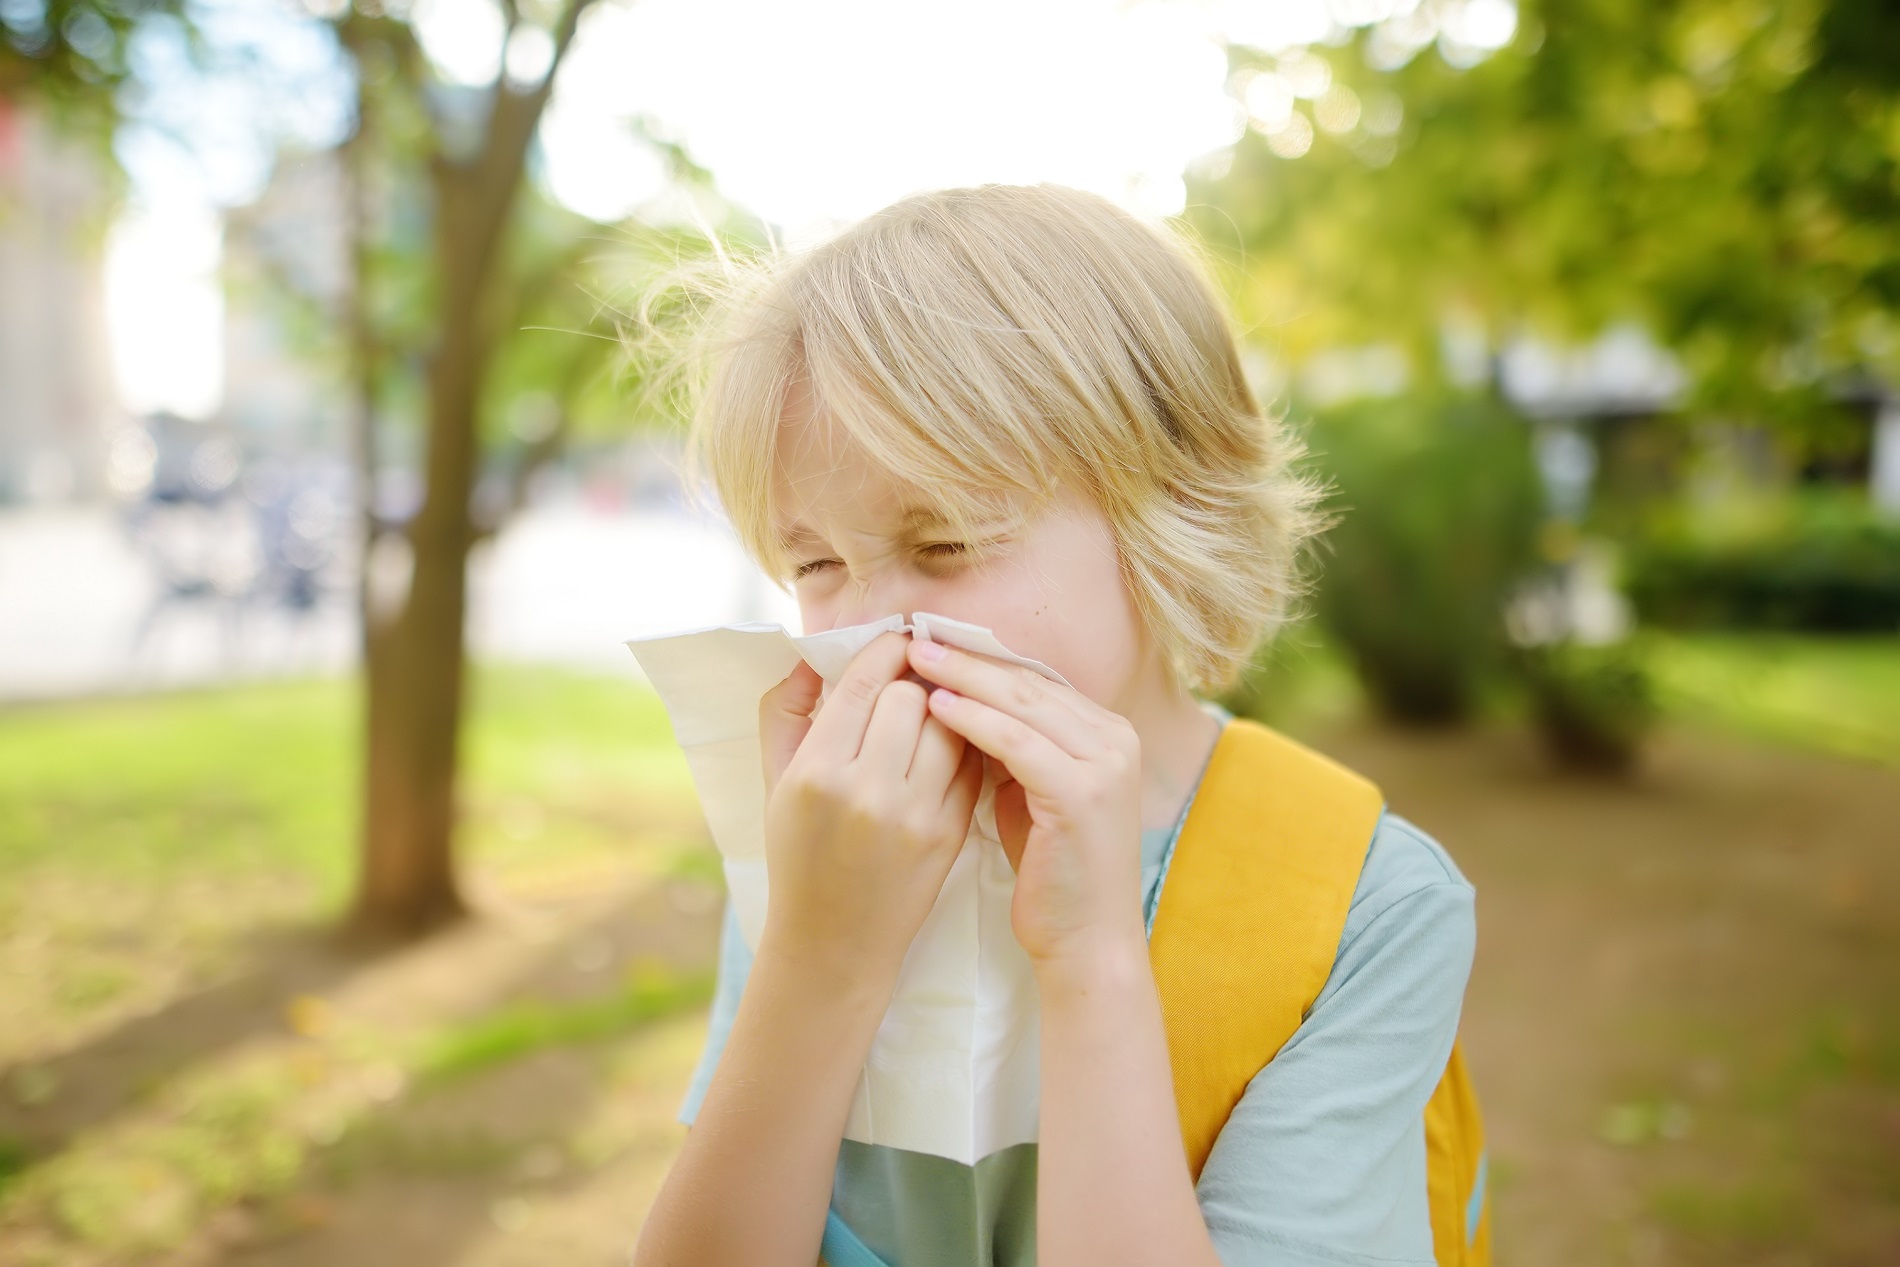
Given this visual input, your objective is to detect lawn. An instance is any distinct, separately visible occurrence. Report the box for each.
[1647,633,1900,767]
[0,636,1894,1264]
[0,668,721,1265]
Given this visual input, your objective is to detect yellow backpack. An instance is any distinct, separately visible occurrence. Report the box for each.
[1149,716,1492,1266]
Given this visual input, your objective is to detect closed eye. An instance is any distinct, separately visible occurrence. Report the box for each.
[917,540,990,573]
[790,541,979,582]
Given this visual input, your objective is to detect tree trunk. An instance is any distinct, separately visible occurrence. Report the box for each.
[352,488,475,935]
[349,197,496,938]
[344,2,595,938]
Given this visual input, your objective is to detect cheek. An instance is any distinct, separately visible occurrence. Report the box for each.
[793,587,836,635]
[951,542,1146,709]
[1010,584,1144,708]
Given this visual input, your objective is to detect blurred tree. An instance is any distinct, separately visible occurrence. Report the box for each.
[0,0,183,134]
[327,3,598,935]
[325,0,701,936]
[1192,0,1900,437]
[208,0,726,938]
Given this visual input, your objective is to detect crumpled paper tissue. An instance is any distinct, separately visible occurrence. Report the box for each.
[626,611,1069,1164]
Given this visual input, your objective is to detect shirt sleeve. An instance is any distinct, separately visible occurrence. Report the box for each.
[677,896,755,1126]
[1194,813,1477,1267]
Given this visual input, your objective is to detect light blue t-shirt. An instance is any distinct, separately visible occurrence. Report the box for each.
[678,707,1477,1267]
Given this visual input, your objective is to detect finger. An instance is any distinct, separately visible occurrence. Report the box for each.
[804,631,913,761]
[905,711,965,791]
[907,641,1101,758]
[759,659,823,793]
[924,686,1073,799]
[857,679,929,781]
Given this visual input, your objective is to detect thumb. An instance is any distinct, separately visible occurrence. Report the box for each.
[760,659,823,795]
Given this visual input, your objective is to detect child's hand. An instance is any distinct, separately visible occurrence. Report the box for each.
[756,631,986,990]
[904,639,1145,971]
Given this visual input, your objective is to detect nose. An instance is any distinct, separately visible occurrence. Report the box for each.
[828,572,938,630]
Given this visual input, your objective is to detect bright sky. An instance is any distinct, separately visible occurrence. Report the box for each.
[104,0,1516,419]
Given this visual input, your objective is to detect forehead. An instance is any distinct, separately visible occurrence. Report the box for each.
[770,378,935,542]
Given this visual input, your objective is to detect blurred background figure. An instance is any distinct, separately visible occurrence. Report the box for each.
[0,1,1894,1263]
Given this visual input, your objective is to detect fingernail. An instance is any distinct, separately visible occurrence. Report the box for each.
[913,640,947,662]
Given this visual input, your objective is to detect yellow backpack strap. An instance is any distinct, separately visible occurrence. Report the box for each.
[1147,717,1383,1179]
[1424,1043,1492,1266]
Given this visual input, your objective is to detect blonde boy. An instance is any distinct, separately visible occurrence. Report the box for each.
[633,184,1476,1267]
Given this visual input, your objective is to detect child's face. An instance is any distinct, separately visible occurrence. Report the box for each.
[773,381,1152,713]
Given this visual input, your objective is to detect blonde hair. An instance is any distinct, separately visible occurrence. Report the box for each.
[672,183,1319,693]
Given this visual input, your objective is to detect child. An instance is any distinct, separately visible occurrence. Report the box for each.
[631,184,1479,1267]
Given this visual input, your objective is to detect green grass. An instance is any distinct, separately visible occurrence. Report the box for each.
[0,666,695,906]
[0,665,712,1258]
[0,679,356,886]
[1648,633,1900,766]
[1220,626,1900,768]
[414,967,715,1085]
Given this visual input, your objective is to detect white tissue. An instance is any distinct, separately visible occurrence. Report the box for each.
[627,612,1067,1165]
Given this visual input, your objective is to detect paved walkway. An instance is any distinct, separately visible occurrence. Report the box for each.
[0,501,796,701]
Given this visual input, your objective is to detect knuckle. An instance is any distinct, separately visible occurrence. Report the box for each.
[836,798,877,836]
[797,764,847,803]
[786,770,825,806]
[1008,676,1044,711]
[842,779,889,817]
[881,679,927,710]
[837,671,882,707]
[900,806,939,846]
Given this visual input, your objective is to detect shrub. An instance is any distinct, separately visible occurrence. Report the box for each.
[1309,394,1545,724]
[1627,497,1900,633]
[1516,639,1657,773]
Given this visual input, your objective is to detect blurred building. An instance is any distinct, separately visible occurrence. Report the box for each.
[1876,400,1900,512]
[1501,328,1900,513]
[221,149,350,450]
[0,101,124,504]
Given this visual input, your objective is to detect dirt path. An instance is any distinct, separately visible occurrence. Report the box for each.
[1330,722,1900,1266]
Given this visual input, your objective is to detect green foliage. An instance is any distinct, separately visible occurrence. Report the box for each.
[1190,0,1900,438]
[1215,624,1366,736]
[1627,496,1900,632]
[316,10,741,522]
[1308,393,1545,723]
[0,0,184,145]
[1516,638,1658,772]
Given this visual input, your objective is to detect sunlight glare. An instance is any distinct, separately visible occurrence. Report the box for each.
[103,200,224,420]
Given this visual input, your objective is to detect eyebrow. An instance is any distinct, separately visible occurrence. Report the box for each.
[773,506,957,555]
[898,506,951,533]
